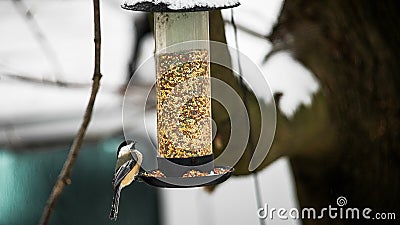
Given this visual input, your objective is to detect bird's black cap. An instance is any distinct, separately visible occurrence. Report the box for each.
[117,140,137,156]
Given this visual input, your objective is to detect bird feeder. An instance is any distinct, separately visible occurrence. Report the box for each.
[122,0,239,187]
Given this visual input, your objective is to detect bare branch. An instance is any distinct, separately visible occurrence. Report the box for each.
[0,72,120,94]
[1,72,87,88]
[38,0,102,224]
[262,42,289,63]
[223,19,270,41]
[223,19,288,64]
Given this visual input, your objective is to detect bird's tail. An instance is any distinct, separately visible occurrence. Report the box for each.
[109,186,122,221]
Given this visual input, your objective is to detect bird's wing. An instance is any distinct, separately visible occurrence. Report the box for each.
[112,160,135,190]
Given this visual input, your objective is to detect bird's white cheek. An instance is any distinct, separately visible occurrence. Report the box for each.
[118,148,130,158]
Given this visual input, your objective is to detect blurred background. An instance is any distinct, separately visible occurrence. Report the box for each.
[0,0,320,224]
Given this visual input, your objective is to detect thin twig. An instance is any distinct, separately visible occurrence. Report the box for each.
[253,172,266,225]
[224,18,286,64]
[38,0,102,224]
[0,72,87,88]
[0,72,120,94]
[263,42,288,64]
[224,19,270,41]
[231,9,266,225]
[230,10,256,151]
[12,0,65,81]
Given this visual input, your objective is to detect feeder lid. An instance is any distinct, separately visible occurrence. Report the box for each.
[122,0,240,12]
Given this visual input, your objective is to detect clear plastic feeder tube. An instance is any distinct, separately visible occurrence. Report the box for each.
[155,11,212,158]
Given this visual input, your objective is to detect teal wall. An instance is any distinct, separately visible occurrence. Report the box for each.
[0,138,160,225]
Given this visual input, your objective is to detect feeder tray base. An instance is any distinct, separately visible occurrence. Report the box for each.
[157,155,214,177]
[139,166,233,188]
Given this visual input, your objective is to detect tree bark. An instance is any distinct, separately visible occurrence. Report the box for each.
[268,0,400,223]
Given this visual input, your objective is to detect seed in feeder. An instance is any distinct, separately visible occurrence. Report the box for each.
[143,170,166,178]
[182,169,208,178]
[211,168,230,175]
[156,49,212,158]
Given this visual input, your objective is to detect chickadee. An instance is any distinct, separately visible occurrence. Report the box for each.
[109,140,143,221]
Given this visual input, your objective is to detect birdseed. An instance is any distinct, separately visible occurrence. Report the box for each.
[143,170,166,178]
[156,49,212,158]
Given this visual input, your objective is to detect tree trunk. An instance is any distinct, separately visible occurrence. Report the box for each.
[269,0,400,223]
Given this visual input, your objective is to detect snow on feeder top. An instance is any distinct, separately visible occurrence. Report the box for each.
[123,0,239,188]
[122,0,240,12]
